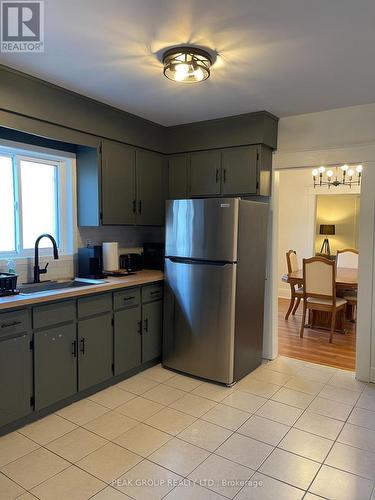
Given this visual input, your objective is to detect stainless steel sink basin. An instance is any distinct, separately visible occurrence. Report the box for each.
[19,279,107,295]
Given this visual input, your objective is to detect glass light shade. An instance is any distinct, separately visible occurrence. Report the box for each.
[312,169,319,176]
[347,169,354,177]
[356,164,363,173]
[341,164,349,171]
[327,170,334,177]
[318,166,325,173]
[163,47,212,84]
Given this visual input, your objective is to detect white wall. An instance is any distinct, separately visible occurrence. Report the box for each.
[278,102,375,152]
[278,169,315,298]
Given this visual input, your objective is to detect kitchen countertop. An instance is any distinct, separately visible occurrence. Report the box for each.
[0,270,164,312]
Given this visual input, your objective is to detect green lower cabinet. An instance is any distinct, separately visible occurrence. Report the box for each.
[78,313,113,391]
[0,334,31,427]
[114,306,142,376]
[142,300,163,363]
[34,324,77,411]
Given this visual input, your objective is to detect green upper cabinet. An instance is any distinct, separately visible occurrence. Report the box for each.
[101,141,136,225]
[190,150,221,197]
[221,146,258,195]
[77,142,166,227]
[136,150,166,226]
[168,154,188,199]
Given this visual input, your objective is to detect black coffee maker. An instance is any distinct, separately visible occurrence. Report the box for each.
[78,246,106,279]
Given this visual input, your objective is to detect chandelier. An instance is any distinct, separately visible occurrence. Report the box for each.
[312,164,362,188]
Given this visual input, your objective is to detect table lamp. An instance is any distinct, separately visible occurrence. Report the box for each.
[319,224,335,256]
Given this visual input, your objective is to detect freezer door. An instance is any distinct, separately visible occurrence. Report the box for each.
[165,198,239,261]
[163,258,237,384]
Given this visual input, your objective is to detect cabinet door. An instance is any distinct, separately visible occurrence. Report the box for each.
[78,313,113,391]
[101,140,136,225]
[114,307,141,376]
[34,324,77,411]
[136,150,166,226]
[168,155,188,199]
[221,146,258,195]
[190,150,221,196]
[142,300,162,363]
[0,334,31,427]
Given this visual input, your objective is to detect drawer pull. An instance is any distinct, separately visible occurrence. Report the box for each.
[123,296,135,301]
[144,318,149,333]
[1,320,22,329]
[150,291,160,296]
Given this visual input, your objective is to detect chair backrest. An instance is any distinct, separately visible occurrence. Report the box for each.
[337,249,359,269]
[303,257,336,300]
[286,250,299,273]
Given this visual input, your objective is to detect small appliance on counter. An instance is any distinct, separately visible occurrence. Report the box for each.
[143,242,165,270]
[0,273,19,297]
[78,246,106,279]
[119,253,143,273]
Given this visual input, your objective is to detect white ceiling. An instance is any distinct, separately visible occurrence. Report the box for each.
[1,0,375,126]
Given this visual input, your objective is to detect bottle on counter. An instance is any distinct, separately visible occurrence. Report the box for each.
[7,258,16,275]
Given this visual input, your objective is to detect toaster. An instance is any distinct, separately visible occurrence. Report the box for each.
[119,253,143,272]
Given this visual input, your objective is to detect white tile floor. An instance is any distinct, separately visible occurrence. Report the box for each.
[0,356,375,500]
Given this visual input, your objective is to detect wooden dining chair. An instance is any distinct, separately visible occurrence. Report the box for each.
[285,250,304,320]
[336,248,359,269]
[337,248,359,321]
[300,257,347,343]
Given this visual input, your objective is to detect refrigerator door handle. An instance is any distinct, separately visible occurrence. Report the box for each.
[167,257,233,266]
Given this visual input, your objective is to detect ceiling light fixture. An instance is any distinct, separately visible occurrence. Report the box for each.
[163,46,212,84]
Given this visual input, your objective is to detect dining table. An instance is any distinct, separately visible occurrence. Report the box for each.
[286,267,358,331]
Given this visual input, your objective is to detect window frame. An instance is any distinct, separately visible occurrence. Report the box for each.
[0,141,74,259]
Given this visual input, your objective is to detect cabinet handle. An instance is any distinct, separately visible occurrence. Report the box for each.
[223,168,226,183]
[138,200,142,214]
[1,320,22,329]
[215,168,219,183]
[72,340,77,358]
[138,320,142,335]
[132,200,136,214]
[123,296,135,301]
[150,291,160,296]
[80,338,85,355]
[144,318,148,333]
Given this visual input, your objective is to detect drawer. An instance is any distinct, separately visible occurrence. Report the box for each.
[114,288,141,310]
[33,300,75,329]
[78,293,112,319]
[0,310,30,339]
[142,284,163,303]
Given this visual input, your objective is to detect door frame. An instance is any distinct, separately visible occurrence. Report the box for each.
[265,143,375,382]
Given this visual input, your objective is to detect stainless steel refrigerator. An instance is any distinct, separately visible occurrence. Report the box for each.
[163,198,269,385]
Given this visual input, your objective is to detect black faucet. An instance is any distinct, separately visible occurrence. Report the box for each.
[34,234,59,283]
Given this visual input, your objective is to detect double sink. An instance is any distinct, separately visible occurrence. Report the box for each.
[19,279,107,295]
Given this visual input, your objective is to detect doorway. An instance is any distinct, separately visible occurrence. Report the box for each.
[276,167,361,370]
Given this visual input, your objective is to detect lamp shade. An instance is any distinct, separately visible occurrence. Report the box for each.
[320,224,336,235]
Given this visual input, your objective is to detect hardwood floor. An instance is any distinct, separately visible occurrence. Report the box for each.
[278,298,356,371]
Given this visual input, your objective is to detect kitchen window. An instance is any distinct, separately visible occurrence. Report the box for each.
[0,145,74,258]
